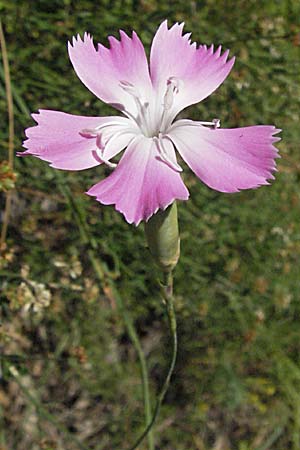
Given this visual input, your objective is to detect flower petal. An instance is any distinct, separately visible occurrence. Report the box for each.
[87,136,189,225]
[18,110,134,170]
[150,21,235,115]
[168,121,280,192]
[68,31,152,114]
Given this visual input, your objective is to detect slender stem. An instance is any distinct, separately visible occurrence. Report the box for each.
[0,20,14,247]
[56,180,153,449]
[129,270,177,450]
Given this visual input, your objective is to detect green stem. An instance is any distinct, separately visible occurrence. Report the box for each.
[129,270,177,450]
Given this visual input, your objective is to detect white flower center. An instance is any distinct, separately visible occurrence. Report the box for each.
[79,77,221,169]
[119,77,183,138]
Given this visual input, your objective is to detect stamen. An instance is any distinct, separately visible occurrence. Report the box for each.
[96,130,125,153]
[154,135,182,173]
[79,121,123,138]
[94,129,136,169]
[199,118,221,129]
[170,118,221,131]
[168,118,222,134]
[81,126,122,169]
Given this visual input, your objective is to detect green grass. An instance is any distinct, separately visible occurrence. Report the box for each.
[1,0,300,449]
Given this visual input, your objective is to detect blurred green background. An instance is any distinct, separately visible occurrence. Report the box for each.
[0,0,299,449]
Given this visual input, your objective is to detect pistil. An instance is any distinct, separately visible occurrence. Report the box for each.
[160,77,183,133]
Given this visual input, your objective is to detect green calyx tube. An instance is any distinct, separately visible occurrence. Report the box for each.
[144,202,180,272]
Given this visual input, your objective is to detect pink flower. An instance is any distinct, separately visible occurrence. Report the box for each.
[19,21,280,225]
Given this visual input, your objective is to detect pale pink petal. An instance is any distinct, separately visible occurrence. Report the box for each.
[150,21,235,115]
[68,31,152,114]
[87,136,189,225]
[168,122,281,192]
[18,110,134,170]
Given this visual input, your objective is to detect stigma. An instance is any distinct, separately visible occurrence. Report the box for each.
[163,77,183,110]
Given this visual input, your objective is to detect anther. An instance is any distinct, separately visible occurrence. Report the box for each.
[212,118,220,129]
